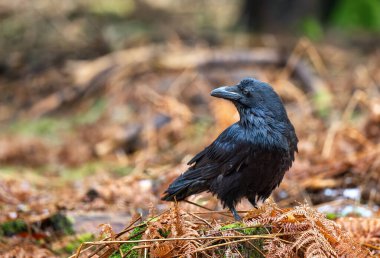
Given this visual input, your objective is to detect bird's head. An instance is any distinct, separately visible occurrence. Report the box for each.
[211,78,288,122]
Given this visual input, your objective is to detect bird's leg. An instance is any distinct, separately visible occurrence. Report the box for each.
[229,206,242,221]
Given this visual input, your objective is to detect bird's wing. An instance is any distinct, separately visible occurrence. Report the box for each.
[286,122,298,161]
[187,125,250,179]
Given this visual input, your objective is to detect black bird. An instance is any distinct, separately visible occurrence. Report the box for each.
[162,78,298,220]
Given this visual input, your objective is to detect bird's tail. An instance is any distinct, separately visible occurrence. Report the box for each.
[161,168,208,201]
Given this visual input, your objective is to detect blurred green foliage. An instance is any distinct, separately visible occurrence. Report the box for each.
[63,232,94,253]
[50,213,75,235]
[301,17,324,41]
[0,213,73,237]
[87,0,135,17]
[332,0,380,32]
[325,212,339,220]
[312,88,333,119]
[301,0,380,41]
[1,0,379,75]
[8,117,71,140]
[0,219,27,237]
[6,99,107,140]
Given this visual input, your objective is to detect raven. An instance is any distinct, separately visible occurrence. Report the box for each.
[162,78,298,220]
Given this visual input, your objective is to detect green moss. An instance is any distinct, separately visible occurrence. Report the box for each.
[112,242,139,258]
[110,225,147,258]
[77,232,94,242]
[220,222,244,230]
[64,242,77,253]
[63,232,95,253]
[158,228,170,238]
[219,223,268,258]
[0,219,27,236]
[220,222,268,235]
[242,226,269,236]
[49,213,74,235]
[248,227,268,257]
[0,213,73,238]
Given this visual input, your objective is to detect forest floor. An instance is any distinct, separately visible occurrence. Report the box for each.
[0,39,379,257]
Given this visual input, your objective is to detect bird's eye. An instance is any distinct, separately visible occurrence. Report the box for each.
[242,89,249,96]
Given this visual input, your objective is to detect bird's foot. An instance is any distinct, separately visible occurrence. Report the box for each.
[230,207,242,221]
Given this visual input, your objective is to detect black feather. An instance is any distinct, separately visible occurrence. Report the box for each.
[162,78,298,220]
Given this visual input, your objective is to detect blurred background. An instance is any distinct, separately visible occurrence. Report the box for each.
[0,0,379,256]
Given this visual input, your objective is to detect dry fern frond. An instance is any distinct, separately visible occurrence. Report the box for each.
[143,203,202,257]
[337,217,380,246]
[171,202,183,236]
[281,220,311,232]
[245,202,284,226]
[150,242,174,258]
[178,222,201,256]
[305,242,329,258]
[98,223,115,239]
[292,229,336,257]
[246,202,369,257]
[264,238,295,258]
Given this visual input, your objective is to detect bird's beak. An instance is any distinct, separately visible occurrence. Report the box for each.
[211,86,241,101]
